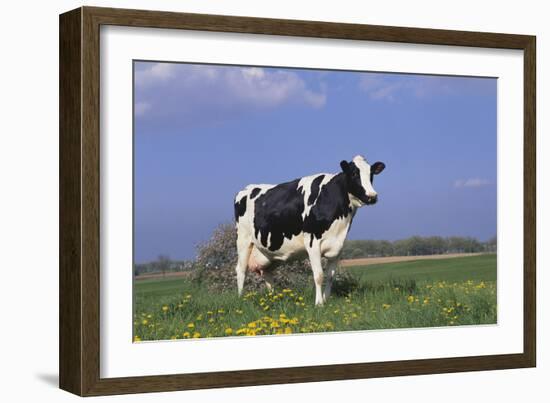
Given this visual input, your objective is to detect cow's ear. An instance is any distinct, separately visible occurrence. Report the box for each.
[340,160,351,174]
[371,161,386,175]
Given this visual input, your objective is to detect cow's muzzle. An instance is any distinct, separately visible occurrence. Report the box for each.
[365,195,378,205]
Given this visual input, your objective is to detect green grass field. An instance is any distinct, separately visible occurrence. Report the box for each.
[133,254,497,341]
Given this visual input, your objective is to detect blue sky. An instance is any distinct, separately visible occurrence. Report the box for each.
[134,61,497,263]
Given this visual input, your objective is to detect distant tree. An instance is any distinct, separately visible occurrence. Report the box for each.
[156,254,171,278]
[486,235,497,252]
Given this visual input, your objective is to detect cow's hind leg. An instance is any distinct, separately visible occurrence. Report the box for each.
[262,270,275,291]
[323,258,339,303]
[306,245,324,306]
[235,235,253,296]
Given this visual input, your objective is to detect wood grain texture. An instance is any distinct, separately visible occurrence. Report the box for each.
[523,38,536,367]
[59,7,82,396]
[59,6,537,396]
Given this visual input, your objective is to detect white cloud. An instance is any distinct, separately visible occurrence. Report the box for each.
[134,63,326,123]
[454,178,492,188]
[135,63,176,87]
[358,73,493,102]
[359,74,404,101]
[134,101,151,117]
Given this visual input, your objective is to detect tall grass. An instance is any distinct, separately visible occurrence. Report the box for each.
[133,254,496,341]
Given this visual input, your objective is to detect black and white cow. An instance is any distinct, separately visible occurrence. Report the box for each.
[234,155,385,305]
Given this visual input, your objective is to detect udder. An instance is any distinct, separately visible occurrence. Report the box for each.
[247,246,272,275]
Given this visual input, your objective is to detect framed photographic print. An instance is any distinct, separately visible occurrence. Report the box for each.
[59,6,536,396]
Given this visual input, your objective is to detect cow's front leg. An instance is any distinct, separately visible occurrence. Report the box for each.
[306,245,324,306]
[323,258,339,303]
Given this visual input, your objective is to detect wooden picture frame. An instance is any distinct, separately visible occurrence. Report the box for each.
[59,6,536,396]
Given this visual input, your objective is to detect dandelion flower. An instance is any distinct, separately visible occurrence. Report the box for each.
[225,328,233,335]
[162,305,169,312]
[187,323,195,329]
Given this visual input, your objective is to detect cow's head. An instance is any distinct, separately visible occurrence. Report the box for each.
[340,155,385,206]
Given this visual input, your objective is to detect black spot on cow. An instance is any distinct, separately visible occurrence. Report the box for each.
[304,173,353,247]
[250,187,261,199]
[307,174,325,206]
[253,179,305,251]
[234,195,247,222]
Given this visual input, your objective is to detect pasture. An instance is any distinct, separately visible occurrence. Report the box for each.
[133,254,497,341]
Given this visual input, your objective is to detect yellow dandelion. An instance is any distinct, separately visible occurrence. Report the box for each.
[284,327,293,334]
[382,303,391,309]
[248,322,257,328]
[133,335,141,342]
[183,331,190,338]
[193,332,201,338]
[407,295,415,303]
[162,305,169,312]
[187,323,195,329]
[141,319,148,325]
[225,328,233,335]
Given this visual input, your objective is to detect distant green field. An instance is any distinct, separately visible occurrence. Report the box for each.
[347,254,497,283]
[133,254,497,341]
